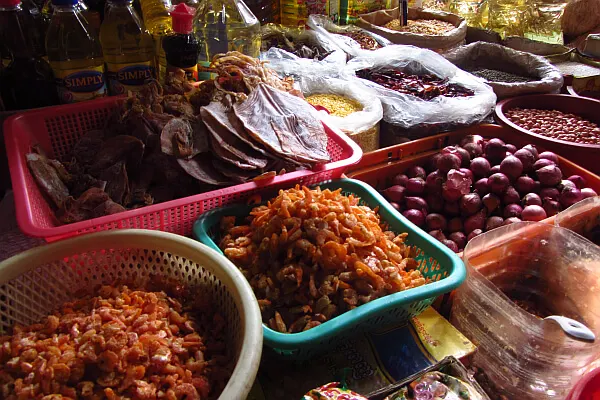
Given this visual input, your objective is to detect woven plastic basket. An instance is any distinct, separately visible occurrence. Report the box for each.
[193,178,466,360]
[0,229,263,399]
[4,96,362,242]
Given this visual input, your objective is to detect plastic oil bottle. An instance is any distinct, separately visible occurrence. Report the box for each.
[100,0,155,94]
[139,0,172,82]
[193,0,261,79]
[0,0,58,109]
[163,3,200,81]
[46,0,107,103]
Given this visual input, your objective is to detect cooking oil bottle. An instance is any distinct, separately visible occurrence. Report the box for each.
[0,0,58,109]
[100,0,155,94]
[193,0,261,79]
[139,0,172,82]
[46,0,106,103]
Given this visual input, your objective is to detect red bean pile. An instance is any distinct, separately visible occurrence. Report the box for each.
[505,108,600,145]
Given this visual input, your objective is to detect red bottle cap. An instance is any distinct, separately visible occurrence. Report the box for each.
[0,0,21,7]
[171,3,195,34]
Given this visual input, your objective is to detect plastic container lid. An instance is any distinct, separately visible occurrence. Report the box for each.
[0,0,21,7]
[171,3,194,34]
[51,0,78,5]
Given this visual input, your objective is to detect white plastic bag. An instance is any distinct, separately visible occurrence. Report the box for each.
[344,45,496,129]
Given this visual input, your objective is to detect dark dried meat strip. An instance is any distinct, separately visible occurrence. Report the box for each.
[160,118,209,159]
[57,187,125,224]
[233,84,330,164]
[27,153,70,209]
[98,161,129,204]
[177,155,231,186]
[88,135,145,176]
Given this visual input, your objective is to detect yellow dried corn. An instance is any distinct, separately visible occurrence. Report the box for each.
[306,94,363,118]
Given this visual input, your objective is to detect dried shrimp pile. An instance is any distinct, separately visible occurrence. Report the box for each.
[219,186,426,334]
[0,282,232,399]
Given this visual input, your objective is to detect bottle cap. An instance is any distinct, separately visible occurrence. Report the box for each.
[51,0,79,5]
[0,0,21,7]
[171,3,195,34]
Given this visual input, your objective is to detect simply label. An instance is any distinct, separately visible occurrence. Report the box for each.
[54,65,107,103]
[106,61,155,95]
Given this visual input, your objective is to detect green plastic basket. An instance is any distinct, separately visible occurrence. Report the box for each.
[193,178,466,360]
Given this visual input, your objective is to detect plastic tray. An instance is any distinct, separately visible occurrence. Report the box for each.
[193,178,466,360]
[347,124,600,225]
[4,97,362,242]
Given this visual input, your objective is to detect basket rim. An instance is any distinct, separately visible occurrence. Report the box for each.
[0,229,263,400]
[4,97,363,240]
[193,178,466,351]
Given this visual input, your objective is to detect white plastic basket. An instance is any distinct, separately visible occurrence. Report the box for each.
[0,229,263,399]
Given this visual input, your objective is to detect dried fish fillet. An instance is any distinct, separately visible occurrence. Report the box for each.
[27,153,70,209]
[177,156,231,186]
[160,118,208,159]
[234,84,330,164]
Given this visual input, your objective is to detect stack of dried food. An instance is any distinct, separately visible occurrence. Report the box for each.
[0,279,233,399]
[384,19,456,35]
[356,69,475,100]
[262,32,334,61]
[26,52,331,225]
[218,186,426,333]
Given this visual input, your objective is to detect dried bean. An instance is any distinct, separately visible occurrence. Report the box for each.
[505,108,600,144]
[467,68,534,83]
[385,19,455,35]
[341,32,381,50]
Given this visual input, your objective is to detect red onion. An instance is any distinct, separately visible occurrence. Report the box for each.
[485,216,504,231]
[460,134,484,147]
[543,199,561,217]
[464,209,486,234]
[522,144,539,159]
[537,165,562,186]
[502,186,520,205]
[429,230,446,241]
[522,193,542,207]
[407,166,426,179]
[460,168,474,181]
[513,149,536,173]
[485,138,507,164]
[515,176,536,195]
[449,232,466,249]
[406,197,429,212]
[474,178,490,196]
[482,193,500,213]
[425,194,444,212]
[444,202,460,217]
[403,209,425,227]
[582,188,598,199]
[506,143,517,154]
[427,153,442,172]
[463,142,483,158]
[502,217,521,226]
[560,187,583,208]
[460,193,482,216]
[538,151,559,164]
[406,178,426,195]
[467,229,483,241]
[490,165,501,174]
[456,147,471,167]
[441,146,464,162]
[448,217,463,233]
[533,181,541,193]
[567,175,587,189]
[500,155,523,181]
[382,185,406,202]
[470,157,491,178]
[437,153,462,173]
[441,239,459,253]
[442,169,471,202]
[522,205,547,221]
[559,180,577,192]
[489,173,510,194]
[425,171,444,194]
[389,202,401,211]
[540,187,560,201]
[533,158,555,171]
[426,213,447,231]
[504,204,523,219]
[392,173,409,187]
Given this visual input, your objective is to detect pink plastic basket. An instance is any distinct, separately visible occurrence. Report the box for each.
[5,97,362,242]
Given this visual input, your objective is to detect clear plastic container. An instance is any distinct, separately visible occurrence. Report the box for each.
[555,196,600,247]
[451,222,600,399]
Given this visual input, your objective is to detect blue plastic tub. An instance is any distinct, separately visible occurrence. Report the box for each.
[193,178,466,360]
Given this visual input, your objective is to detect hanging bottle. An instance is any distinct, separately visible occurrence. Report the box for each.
[46,0,107,103]
[100,0,155,94]
[163,3,199,81]
[0,0,58,110]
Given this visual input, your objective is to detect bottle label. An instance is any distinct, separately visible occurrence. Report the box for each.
[197,61,213,81]
[54,65,107,103]
[167,64,198,82]
[106,61,156,95]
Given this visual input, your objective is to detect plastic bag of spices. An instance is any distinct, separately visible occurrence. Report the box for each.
[354,8,467,53]
[298,75,383,152]
[344,45,496,146]
[444,42,564,99]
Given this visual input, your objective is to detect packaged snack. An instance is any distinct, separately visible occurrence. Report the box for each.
[303,382,369,400]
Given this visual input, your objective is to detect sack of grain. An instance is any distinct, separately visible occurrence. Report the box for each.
[354,7,467,52]
[444,42,564,99]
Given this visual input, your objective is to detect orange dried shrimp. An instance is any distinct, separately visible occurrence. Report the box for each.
[0,280,232,399]
[219,186,426,333]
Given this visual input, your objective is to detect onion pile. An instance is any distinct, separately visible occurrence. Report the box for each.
[381,136,598,253]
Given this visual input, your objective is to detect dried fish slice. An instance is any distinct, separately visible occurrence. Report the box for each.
[211,158,257,183]
[233,84,330,164]
[177,155,231,186]
[27,153,70,209]
[160,118,208,159]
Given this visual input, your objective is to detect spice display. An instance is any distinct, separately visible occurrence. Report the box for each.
[341,32,382,50]
[357,69,475,100]
[384,19,456,35]
[262,32,334,61]
[306,94,363,117]
[467,68,535,83]
[218,185,426,333]
[0,280,232,399]
[505,108,600,144]
[380,137,598,253]
[25,52,330,225]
